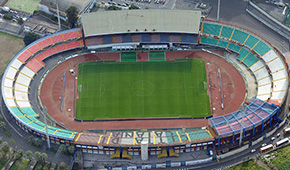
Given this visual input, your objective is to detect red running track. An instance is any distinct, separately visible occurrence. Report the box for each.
[40,50,246,130]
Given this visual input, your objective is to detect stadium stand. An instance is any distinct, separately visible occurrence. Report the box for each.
[142,34,151,42]
[112,36,122,44]
[210,97,279,147]
[200,21,288,103]
[2,28,84,145]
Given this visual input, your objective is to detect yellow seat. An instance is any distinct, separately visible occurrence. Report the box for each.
[110,150,121,159]
[122,149,132,159]
[169,148,179,157]
[157,147,168,159]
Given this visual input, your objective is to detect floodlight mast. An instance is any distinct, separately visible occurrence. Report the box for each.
[217,0,220,21]
[239,103,246,146]
[43,106,51,150]
[56,0,61,31]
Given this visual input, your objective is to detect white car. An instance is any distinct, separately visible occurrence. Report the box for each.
[251,149,256,153]
[262,143,267,147]
[277,133,280,137]
[271,137,275,141]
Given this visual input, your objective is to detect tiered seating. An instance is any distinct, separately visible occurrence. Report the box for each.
[200,37,218,46]
[2,28,84,144]
[37,38,53,49]
[62,29,82,40]
[170,35,181,42]
[103,36,112,44]
[26,59,44,73]
[231,29,249,43]
[262,49,288,100]
[132,35,142,42]
[122,35,132,43]
[202,22,221,36]
[244,35,259,48]
[151,34,160,43]
[160,34,169,42]
[112,36,122,44]
[17,50,32,62]
[142,34,151,42]
[220,26,234,39]
[200,21,288,103]
[51,34,64,44]
[252,41,271,56]
[181,35,197,43]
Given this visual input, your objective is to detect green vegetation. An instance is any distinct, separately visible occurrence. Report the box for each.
[76,59,211,120]
[129,3,140,9]
[5,0,41,13]
[269,144,290,169]
[108,5,122,10]
[3,14,13,20]
[65,6,79,28]
[23,32,39,46]
[10,158,30,170]
[227,159,266,170]
[3,128,12,137]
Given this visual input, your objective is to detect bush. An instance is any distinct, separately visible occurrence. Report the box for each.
[3,14,13,20]
[108,5,121,10]
[23,32,39,46]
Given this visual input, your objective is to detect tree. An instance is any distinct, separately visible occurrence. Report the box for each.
[17,18,23,25]
[34,138,41,147]
[3,14,13,20]
[9,139,15,145]
[15,149,23,160]
[129,3,140,10]
[34,151,41,161]
[0,115,3,120]
[65,6,79,28]
[59,144,66,153]
[28,135,34,143]
[41,153,48,164]
[0,137,3,144]
[23,32,39,46]
[108,5,122,10]
[0,121,6,129]
[25,150,33,160]
[68,145,75,155]
[1,143,9,157]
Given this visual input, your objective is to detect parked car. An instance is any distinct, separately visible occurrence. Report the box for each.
[262,143,267,147]
[251,149,256,153]
[277,133,281,137]
[271,137,275,141]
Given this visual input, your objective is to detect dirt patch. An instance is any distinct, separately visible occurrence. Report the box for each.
[0,34,24,74]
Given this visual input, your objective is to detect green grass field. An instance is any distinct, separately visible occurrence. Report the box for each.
[5,0,41,13]
[76,59,211,120]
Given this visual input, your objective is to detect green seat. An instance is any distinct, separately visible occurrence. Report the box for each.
[220,26,234,39]
[21,107,38,117]
[242,52,259,67]
[202,22,221,36]
[253,41,271,56]
[217,40,228,48]
[200,37,218,46]
[10,107,24,117]
[231,29,249,43]
[238,48,249,61]
[227,43,241,53]
[244,35,259,48]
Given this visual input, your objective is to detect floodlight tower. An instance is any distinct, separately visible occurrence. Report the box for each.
[56,0,61,31]
[43,106,51,150]
[217,0,220,21]
[239,103,246,146]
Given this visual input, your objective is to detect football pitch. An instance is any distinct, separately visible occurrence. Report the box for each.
[76,59,211,120]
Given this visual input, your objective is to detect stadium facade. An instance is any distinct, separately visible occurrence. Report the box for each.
[1,9,288,157]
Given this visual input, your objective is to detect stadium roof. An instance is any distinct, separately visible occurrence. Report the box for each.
[81,10,201,37]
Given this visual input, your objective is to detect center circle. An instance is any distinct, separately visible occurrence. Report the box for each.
[94,83,105,96]
[132,81,154,96]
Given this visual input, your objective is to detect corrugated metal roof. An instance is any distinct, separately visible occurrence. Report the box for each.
[81,10,201,37]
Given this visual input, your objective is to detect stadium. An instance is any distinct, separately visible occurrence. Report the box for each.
[1,8,288,167]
